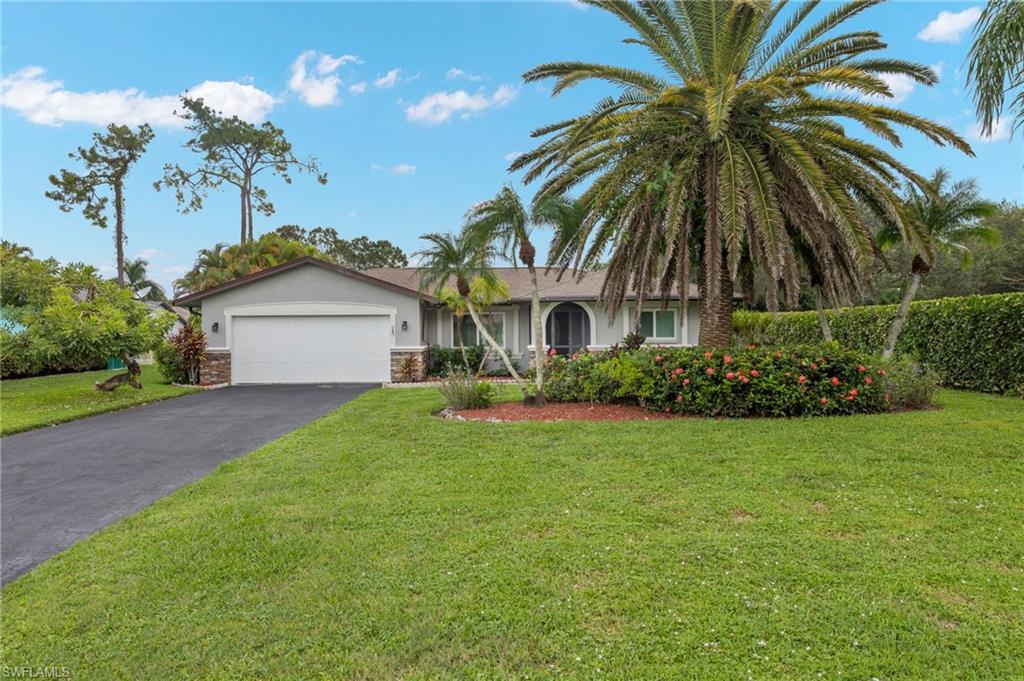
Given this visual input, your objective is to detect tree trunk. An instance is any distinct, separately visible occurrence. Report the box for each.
[813,285,833,343]
[239,185,247,244]
[528,263,546,405]
[697,259,734,347]
[113,179,126,286]
[883,272,921,359]
[246,178,255,243]
[454,314,470,371]
[465,300,529,400]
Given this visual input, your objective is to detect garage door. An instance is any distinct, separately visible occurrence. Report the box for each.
[232,315,391,384]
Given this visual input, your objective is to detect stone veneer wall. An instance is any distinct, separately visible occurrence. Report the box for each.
[390,348,428,382]
[200,351,232,385]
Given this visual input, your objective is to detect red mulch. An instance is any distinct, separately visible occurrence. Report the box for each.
[451,401,673,422]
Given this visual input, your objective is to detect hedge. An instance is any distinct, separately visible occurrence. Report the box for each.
[543,346,929,417]
[732,293,1024,394]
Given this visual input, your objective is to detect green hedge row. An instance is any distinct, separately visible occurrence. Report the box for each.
[732,293,1024,394]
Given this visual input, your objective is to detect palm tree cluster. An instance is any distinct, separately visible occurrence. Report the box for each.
[511,0,972,347]
[174,233,317,296]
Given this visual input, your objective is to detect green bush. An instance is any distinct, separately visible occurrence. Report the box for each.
[733,293,1024,394]
[154,342,188,384]
[882,358,939,411]
[545,346,902,417]
[428,344,486,376]
[438,371,496,410]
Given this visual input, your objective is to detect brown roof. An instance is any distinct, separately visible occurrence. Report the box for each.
[364,267,700,302]
[173,256,435,306]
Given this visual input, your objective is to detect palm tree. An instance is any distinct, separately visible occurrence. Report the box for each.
[415,230,530,400]
[967,0,1024,141]
[512,0,971,347]
[879,168,999,358]
[123,258,167,302]
[175,234,317,295]
[464,186,583,404]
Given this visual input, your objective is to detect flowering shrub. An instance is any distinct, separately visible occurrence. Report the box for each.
[733,293,1024,395]
[544,345,915,417]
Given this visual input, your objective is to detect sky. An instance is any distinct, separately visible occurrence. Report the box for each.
[2,1,1021,295]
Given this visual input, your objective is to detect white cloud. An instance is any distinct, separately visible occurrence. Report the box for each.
[371,163,417,175]
[446,67,485,82]
[289,50,360,107]
[917,7,982,43]
[1,65,275,128]
[348,81,367,94]
[134,248,172,260]
[503,150,523,162]
[865,73,917,104]
[968,116,1012,143]
[405,84,518,124]
[374,68,401,89]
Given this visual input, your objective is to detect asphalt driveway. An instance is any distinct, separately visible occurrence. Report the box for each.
[1,383,375,585]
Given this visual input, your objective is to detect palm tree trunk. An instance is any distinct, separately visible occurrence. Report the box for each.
[465,300,529,400]
[454,315,470,371]
[697,261,734,347]
[883,273,921,359]
[813,285,833,343]
[113,179,126,286]
[528,263,546,405]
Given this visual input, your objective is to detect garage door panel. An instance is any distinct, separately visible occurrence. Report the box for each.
[232,315,391,384]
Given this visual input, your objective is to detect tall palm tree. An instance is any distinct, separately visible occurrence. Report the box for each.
[438,277,511,372]
[513,0,971,347]
[122,258,167,302]
[415,230,530,400]
[967,0,1024,141]
[879,168,999,358]
[464,187,583,404]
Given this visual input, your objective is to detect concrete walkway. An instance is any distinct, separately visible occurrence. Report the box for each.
[1,383,374,585]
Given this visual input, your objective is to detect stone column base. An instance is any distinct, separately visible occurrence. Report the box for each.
[390,347,428,382]
[200,350,231,385]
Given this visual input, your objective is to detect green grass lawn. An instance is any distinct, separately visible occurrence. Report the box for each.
[2,389,1022,679]
[0,365,197,435]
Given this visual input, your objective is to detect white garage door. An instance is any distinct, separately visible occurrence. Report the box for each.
[232,315,391,384]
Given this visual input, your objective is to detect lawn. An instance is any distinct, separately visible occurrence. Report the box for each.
[2,389,1022,679]
[0,365,197,435]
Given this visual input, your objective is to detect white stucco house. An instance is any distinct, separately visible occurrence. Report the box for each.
[173,256,702,385]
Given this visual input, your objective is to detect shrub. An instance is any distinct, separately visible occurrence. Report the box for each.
[397,354,420,382]
[428,344,486,376]
[733,293,1024,394]
[154,342,188,384]
[438,371,495,410]
[168,321,207,384]
[545,346,900,417]
[881,358,939,411]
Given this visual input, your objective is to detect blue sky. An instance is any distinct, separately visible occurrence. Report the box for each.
[2,1,1020,293]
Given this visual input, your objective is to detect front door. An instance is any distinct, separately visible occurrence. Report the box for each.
[546,303,591,356]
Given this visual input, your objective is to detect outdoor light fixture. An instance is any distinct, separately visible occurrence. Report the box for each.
[401,320,408,331]
[212,322,219,332]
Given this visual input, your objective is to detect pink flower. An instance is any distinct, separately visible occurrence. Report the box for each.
[820,398,828,405]
[750,369,760,378]
[846,395,854,401]
[811,363,818,371]
[548,348,557,357]
[664,407,671,413]
[655,354,663,362]
[571,352,579,361]
[683,378,690,385]
[798,375,807,384]
[849,389,858,397]
[676,394,683,402]
[706,367,715,376]
[831,376,840,386]
[741,376,750,384]
[724,355,733,365]
[726,372,735,380]
[857,365,866,373]
[674,367,684,375]
[865,376,873,385]
[878,368,887,376]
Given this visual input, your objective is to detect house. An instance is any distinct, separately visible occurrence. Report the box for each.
[173,256,702,385]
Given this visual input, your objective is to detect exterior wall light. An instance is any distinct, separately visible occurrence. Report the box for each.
[212,322,219,333]
[401,320,408,331]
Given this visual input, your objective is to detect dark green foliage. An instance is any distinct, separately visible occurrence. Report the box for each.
[427,344,486,376]
[438,371,496,410]
[272,226,408,270]
[544,346,905,417]
[154,342,188,384]
[733,293,1024,394]
[883,359,940,411]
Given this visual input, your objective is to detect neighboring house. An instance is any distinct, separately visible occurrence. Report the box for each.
[136,302,192,365]
[173,256,702,385]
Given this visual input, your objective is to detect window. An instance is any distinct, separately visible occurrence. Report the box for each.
[454,313,505,346]
[638,309,676,340]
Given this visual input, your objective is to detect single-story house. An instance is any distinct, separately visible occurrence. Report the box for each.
[173,256,702,385]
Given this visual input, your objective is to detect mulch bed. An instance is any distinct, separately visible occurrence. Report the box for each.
[447,401,673,422]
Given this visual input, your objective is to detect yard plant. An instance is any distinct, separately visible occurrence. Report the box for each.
[2,387,1021,678]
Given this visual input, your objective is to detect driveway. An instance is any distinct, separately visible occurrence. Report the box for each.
[1,383,375,585]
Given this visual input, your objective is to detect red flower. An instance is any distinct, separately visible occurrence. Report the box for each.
[726,372,735,380]
[548,348,557,356]
[676,394,683,402]
[683,378,690,385]
[740,376,750,384]
[706,367,715,376]
[673,367,684,375]
[849,389,858,397]
[811,363,819,371]
[724,355,733,365]
[571,353,579,361]
[878,368,887,376]
[820,397,828,405]
[864,376,873,385]
[798,375,807,384]
[655,354,663,362]
[857,365,866,373]
[846,395,854,401]
[831,376,840,386]
[750,369,760,378]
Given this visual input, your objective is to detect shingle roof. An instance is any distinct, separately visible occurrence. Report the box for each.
[363,267,700,302]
